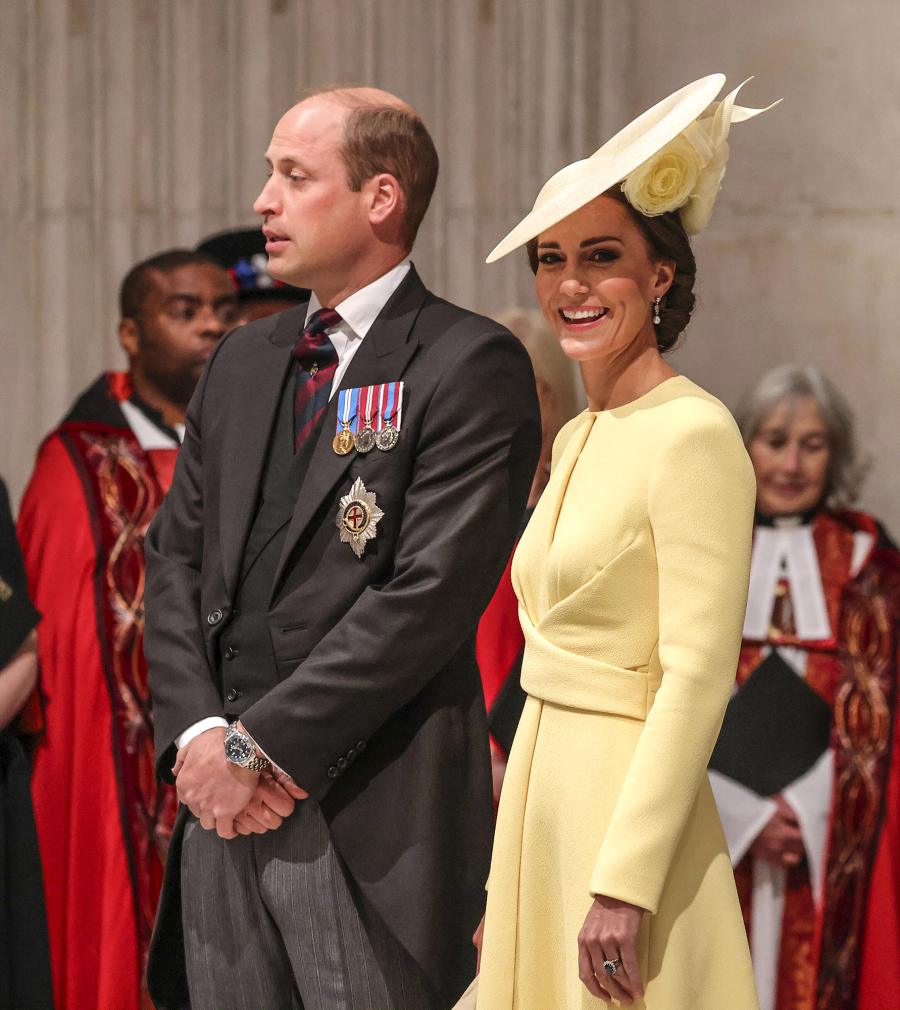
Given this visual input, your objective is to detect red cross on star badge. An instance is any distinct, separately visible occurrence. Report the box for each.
[336,477,384,558]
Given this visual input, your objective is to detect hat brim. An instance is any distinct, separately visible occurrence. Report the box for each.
[485,74,726,264]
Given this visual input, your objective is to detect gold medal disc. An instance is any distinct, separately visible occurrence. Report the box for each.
[332,429,356,456]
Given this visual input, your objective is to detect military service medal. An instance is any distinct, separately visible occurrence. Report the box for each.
[333,382,404,456]
[336,477,384,558]
[355,422,376,454]
[376,382,403,452]
[355,386,378,453]
[376,414,399,451]
[332,423,355,456]
[333,388,359,456]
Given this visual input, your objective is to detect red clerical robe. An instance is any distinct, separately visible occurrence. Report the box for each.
[476,550,522,716]
[712,509,900,1010]
[18,372,179,1010]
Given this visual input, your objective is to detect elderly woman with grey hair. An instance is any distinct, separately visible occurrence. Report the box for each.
[709,364,900,1010]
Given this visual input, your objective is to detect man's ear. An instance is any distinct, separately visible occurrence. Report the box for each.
[367,173,404,228]
[118,318,140,360]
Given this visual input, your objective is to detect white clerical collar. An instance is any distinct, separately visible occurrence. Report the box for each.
[120,399,182,450]
[305,260,411,348]
[743,525,832,641]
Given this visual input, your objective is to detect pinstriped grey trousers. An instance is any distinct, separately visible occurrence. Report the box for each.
[180,800,437,1010]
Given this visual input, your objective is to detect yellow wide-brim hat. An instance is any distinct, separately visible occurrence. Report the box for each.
[486,73,778,264]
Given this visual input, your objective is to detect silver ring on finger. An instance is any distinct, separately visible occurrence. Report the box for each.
[602,957,622,977]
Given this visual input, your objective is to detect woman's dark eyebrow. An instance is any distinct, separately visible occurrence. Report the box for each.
[580,236,622,247]
[536,236,623,250]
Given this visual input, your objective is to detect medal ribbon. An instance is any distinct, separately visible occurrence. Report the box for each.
[335,383,403,435]
[361,384,377,428]
[382,381,403,431]
[336,387,361,434]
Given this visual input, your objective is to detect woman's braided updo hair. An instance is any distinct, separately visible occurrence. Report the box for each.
[526,185,697,354]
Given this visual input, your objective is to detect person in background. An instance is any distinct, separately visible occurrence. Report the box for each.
[476,307,580,802]
[709,364,900,1010]
[17,250,238,1010]
[0,476,53,1010]
[197,226,310,321]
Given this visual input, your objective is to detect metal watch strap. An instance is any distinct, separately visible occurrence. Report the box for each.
[225,723,272,772]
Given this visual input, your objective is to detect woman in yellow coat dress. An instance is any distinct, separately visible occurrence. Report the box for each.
[472,75,778,1010]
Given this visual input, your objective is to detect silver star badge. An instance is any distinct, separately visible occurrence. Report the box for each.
[336,477,384,558]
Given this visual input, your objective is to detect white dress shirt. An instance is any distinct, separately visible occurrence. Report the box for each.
[175,259,411,751]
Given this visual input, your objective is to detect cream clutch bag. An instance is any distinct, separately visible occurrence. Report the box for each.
[451,977,478,1009]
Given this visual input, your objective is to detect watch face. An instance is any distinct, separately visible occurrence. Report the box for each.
[225,732,255,766]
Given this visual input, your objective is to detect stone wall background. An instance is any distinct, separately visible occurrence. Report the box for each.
[3,0,898,531]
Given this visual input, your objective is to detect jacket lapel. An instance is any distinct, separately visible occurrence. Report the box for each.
[271,268,428,596]
[220,307,305,596]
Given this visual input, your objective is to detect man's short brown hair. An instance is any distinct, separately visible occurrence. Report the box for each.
[310,87,439,248]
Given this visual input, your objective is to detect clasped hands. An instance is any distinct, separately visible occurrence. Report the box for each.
[173,726,308,839]
[751,794,805,868]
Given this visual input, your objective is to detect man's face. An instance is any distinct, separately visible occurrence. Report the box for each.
[124,263,239,409]
[254,98,374,295]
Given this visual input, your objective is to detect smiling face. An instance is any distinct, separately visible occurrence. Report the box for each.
[253,97,375,297]
[749,396,831,517]
[533,193,674,362]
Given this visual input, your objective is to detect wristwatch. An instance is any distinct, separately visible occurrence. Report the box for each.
[224,723,271,772]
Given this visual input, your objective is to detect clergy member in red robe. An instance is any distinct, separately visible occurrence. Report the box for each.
[17,249,238,1010]
[710,365,900,1010]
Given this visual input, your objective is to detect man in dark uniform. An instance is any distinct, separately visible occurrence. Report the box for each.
[145,87,540,1010]
[196,227,310,321]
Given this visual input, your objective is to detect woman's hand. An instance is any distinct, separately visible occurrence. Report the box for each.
[578,895,645,1005]
[751,795,804,868]
[472,915,485,974]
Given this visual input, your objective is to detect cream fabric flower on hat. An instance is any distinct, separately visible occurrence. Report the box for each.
[621,78,776,234]
[622,135,704,218]
[681,143,730,234]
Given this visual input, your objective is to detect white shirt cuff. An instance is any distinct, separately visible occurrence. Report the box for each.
[782,749,834,903]
[176,717,229,750]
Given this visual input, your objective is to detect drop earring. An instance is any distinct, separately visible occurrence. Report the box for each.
[652,297,661,326]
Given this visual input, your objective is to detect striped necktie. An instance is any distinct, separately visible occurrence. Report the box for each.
[292,308,340,452]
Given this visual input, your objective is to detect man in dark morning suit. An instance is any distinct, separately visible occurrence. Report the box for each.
[143,87,541,1010]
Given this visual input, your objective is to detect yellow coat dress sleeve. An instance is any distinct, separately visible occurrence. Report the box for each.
[589,408,756,913]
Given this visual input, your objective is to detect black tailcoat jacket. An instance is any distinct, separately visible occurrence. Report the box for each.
[143,267,541,1008]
